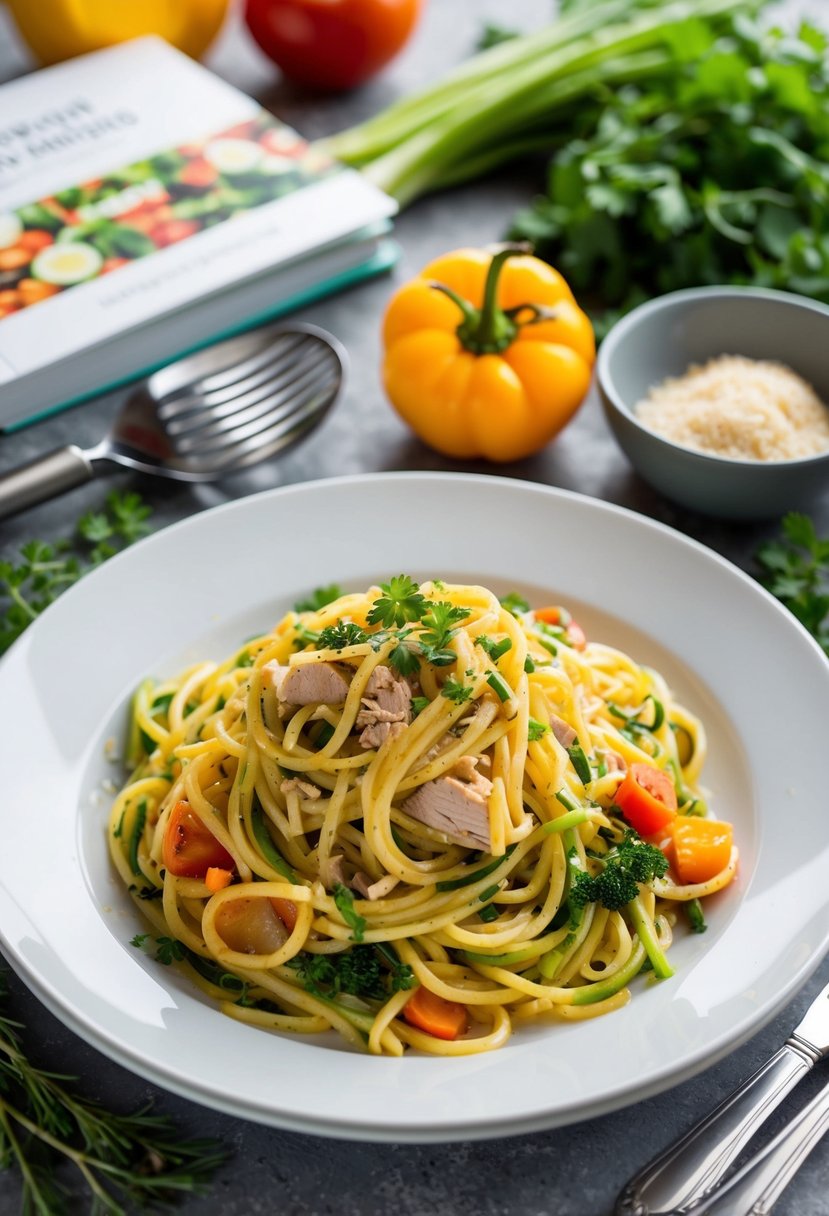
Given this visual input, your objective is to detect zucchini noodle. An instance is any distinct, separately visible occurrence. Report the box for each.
[109,580,737,1056]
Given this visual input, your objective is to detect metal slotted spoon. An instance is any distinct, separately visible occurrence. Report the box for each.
[0,321,346,520]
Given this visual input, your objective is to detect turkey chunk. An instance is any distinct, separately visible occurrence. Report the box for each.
[267,661,350,706]
[402,768,493,850]
[357,665,412,749]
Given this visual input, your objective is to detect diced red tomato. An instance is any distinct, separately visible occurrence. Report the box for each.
[614,763,678,836]
[150,219,200,247]
[162,800,234,878]
[178,158,219,188]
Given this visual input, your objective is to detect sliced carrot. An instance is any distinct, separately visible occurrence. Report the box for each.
[205,866,233,893]
[614,763,678,836]
[403,986,468,1041]
[672,816,733,885]
[271,897,298,933]
[535,606,563,625]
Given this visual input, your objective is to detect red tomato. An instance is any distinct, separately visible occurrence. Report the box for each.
[162,800,234,878]
[150,219,200,247]
[178,158,219,188]
[613,763,678,837]
[244,0,422,91]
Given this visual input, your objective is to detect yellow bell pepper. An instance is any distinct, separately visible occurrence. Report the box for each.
[7,0,229,64]
[382,245,595,461]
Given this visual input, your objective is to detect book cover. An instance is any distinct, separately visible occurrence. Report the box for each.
[0,37,396,402]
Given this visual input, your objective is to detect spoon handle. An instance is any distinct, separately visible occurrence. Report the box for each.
[0,445,95,520]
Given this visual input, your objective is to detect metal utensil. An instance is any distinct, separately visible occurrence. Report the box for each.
[0,321,346,520]
[615,977,829,1215]
[683,1075,829,1215]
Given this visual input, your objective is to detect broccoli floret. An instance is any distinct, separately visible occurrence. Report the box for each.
[570,831,667,912]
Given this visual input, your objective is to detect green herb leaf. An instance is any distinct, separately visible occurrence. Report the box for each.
[528,718,550,742]
[499,592,529,616]
[333,882,366,942]
[367,576,426,628]
[317,621,369,650]
[294,584,343,613]
[411,695,431,717]
[441,676,474,705]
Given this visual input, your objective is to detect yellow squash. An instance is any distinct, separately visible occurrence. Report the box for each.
[382,245,595,461]
[7,0,229,64]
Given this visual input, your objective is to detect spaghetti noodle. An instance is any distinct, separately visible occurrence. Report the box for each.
[109,579,737,1056]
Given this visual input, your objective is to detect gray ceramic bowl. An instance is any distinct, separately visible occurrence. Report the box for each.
[596,287,829,519]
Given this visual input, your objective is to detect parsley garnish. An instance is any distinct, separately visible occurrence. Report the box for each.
[528,718,550,742]
[756,513,829,653]
[387,638,421,676]
[333,883,366,942]
[441,676,474,704]
[411,695,430,716]
[317,620,368,650]
[476,635,512,662]
[499,591,529,616]
[0,492,152,656]
[294,584,342,613]
[131,932,186,966]
[367,576,426,628]
[418,600,470,666]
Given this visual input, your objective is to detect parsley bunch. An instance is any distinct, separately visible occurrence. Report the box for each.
[509,14,829,331]
[0,492,152,655]
[756,513,829,653]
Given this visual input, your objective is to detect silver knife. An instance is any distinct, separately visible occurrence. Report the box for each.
[615,976,829,1215]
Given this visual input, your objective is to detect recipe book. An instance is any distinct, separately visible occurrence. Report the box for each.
[0,37,398,430]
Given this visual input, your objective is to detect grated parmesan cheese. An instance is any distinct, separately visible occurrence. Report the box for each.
[634,355,829,461]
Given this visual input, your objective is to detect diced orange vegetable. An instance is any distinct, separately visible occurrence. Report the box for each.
[614,762,678,836]
[403,986,468,1040]
[179,157,219,188]
[535,606,563,625]
[0,289,20,309]
[270,897,298,932]
[672,816,733,884]
[205,866,233,893]
[0,247,30,271]
[17,278,59,306]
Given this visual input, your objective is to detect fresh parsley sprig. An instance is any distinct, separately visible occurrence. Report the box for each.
[0,969,226,1214]
[418,600,470,666]
[756,513,829,653]
[441,676,475,705]
[367,576,426,628]
[316,621,369,650]
[0,492,152,656]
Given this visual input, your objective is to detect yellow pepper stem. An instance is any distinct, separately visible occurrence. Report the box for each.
[429,243,558,355]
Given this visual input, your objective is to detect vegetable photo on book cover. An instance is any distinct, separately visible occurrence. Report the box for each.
[0,112,336,320]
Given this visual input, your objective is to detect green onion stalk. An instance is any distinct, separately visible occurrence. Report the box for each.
[321,0,765,207]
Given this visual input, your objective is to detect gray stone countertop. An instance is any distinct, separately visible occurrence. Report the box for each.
[0,1,827,1212]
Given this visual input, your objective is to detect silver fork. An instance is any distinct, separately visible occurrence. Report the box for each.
[616,976,829,1215]
[0,321,346,520]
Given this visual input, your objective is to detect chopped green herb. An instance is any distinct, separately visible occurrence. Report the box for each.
[478,883,501,903]
[411,695,431,717]
[235,649,254,668]
[567,743,592,785]
[387,638,421,677]
[478,903,500,923]
[528,718,550,743]
[294,584,342,613]
[756,513,829,654]
[476,635,512,662]
[130,933,149,949]
[686,898,708,934]
[441,676,474,705]
[155,936,186,965]
[333,883,366,942]
[523,655,536,673]
[127,800,147,876]
[287,944,413,1001]
[317,620,368,650]
[315,721,336,747]
[486,671,512,703]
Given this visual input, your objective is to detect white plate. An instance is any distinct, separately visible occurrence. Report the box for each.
[2,473,828,1142]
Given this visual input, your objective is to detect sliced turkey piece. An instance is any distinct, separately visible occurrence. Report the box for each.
[402,769,493,850]
[267,660,351,706]
[550,713,577,749]
[357,665,412,749]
